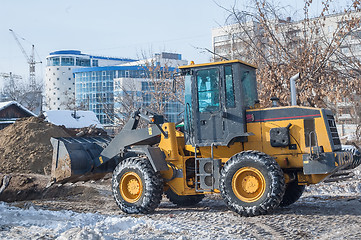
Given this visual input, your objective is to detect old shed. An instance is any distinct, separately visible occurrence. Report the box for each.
[0,101,36,130]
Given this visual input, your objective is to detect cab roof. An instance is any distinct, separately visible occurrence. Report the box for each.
[179,59,257,69]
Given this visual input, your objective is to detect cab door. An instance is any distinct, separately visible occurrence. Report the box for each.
[193,67,224,145]
[221,64,249,144]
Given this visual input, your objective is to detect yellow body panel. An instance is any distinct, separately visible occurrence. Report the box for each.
[158,123,197,195]
[158,106,337,195]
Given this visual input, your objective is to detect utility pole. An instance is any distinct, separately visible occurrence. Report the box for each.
[9,29,42,90]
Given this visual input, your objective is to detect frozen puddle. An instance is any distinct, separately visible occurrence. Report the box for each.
[0,202,179,239]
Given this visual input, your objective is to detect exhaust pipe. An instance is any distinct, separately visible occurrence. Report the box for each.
[290,73,300,106]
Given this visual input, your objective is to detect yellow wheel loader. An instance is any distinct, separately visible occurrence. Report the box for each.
[50,60,361,216]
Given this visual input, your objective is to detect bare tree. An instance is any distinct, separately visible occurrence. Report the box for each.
[214,0,361,114]
[113,52,184,126]
[1,73,43,114]
[113,78,142,126]
[60,90,76,110]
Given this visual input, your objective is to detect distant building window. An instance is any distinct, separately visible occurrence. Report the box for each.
[61,57,74,66]
[69,87,71,90]
[92,60,99,67]
[47,57,60,66]
[57,68,59,70]
[68,68,71,70]
[58,108,60,110]
[76,57,91,66]
[57,98,60,100]
[214,35,230,43]
[53,92,56,95]
[68,78,71,80]
[57,78,59,80]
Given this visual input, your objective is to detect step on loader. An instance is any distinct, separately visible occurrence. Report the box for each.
[51,60,361,216]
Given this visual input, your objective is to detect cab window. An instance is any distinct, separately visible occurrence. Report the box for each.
[224,65,235,108]
[241,70,258,108]
[196,68,220,112]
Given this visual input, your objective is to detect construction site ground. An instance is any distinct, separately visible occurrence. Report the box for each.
[0,169,360,240]
[0,117,360,239]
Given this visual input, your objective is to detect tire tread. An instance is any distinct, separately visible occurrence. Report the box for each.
[112,157,163,214]
[220,150,285,217]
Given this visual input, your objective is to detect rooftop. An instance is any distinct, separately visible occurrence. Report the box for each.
[0,101,36,117]
[48,50,137,62]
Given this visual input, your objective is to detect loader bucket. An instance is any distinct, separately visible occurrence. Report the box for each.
[50,137,112,183]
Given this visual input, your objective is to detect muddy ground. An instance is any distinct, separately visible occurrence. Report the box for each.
[1,117,360,238]
[0,172,360,239]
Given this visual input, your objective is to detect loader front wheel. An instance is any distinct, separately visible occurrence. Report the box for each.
[165,188,204,206]
[112,157,163,214]
[220,151,285,217]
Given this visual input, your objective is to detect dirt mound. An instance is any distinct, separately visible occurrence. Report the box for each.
[0,173,101,203]
[0,117,70,174]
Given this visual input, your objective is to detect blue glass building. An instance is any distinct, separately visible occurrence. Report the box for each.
[45,50,135,111]
[74,66,149,124]
[74,52,187,125]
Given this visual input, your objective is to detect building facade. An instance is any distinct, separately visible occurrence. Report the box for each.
[74,52,187,124]
[113,76,183,123]
[74,66,146,124]
[211,12,361,62]
[45,50,135,111]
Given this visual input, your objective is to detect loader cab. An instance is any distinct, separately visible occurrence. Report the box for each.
[179,60,258,147]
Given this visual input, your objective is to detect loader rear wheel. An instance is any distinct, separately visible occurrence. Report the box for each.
[165,188,204,206]
[112,157,163,214]
[220,151,285,217]
[279,180,305,207]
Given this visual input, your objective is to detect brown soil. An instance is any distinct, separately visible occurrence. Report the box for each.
[0,173,118,214]
[0,117,70,174]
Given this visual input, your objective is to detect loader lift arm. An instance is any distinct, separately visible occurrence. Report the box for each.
[51,110,168,183]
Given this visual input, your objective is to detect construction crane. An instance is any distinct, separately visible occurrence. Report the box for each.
[9,29,42,90]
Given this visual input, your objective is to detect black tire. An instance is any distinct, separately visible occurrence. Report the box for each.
[220,151,285,217]
[279,180,305,207]
[165,188,204,206]
[112,157,163,214]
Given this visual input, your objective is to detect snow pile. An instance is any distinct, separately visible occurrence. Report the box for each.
[0,202,180,239]
[44,110,103,129]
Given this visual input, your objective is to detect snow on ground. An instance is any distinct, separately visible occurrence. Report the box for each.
[0,202,181,240]
[0,166,360,240]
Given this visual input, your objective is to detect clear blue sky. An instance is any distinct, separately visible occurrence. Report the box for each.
[0,0,351,87]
